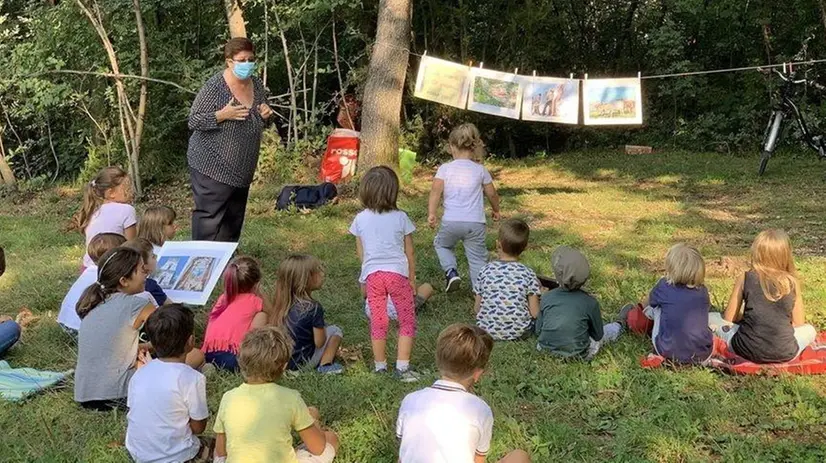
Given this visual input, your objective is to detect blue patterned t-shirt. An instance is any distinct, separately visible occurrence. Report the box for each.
[475,260,541,340]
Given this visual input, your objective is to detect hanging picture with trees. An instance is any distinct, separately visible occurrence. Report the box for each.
[520,76,580,124]
[414,56,471,109]
[583,77,643,125]
[466,68,523,119]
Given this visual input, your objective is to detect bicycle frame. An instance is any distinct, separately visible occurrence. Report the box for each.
[776,81,820,152]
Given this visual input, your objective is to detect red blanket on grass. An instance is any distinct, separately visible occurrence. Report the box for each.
[640,332,826,375]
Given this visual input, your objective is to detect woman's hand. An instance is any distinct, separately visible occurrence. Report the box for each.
[216,101,249,123]
[258,103,274,120]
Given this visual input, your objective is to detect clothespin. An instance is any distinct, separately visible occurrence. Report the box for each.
[637,71,642,79]
[423,50,427,57]
[532,70,537,77]
[584,73,589,80]
[783,62,787,73]
[514,68,519,75]
[570,73,574,80]
[469,61,473,67]
[479,62,484,69]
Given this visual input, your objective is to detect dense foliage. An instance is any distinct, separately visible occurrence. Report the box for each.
[1,0,826,184]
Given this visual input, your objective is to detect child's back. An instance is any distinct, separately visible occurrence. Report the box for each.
[397,380,492,463]
[649,278,712,363]
[536,287,602,357]
[202,293,264,354]
[475,260,540,341]
[84,202,137,267]
[437,158,491,224]
[350,208,415,282]
[58,266,97,331]
[731,270,797,362]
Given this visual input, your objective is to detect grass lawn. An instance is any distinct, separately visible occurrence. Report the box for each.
[2,149,826,462]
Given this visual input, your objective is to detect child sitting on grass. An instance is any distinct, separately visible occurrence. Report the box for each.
[709,229,817,363]
[428,123,500,292]
[269,254,344,374]
[396,323,530,463]
[73,166,137,270]
[536,246,622,359]
[214,326,339,463]
[137,205,178,255]
[126,304,209,463]
[474,219,541,341]
[202,256,267,372]
[0,246,21,358]
[58,232,126,336]
[621,243,712,364]
[124,238,169,306]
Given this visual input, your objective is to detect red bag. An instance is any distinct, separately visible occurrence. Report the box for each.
[320,129,360,183]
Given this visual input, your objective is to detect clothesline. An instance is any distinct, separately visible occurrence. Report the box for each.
[373,41,826,80]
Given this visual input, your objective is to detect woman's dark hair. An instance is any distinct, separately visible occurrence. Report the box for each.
[76,247,143,319]
[359,166,399,213]
[145,304,194,358]
[224,38,255,59]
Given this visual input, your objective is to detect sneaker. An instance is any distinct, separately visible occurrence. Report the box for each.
[394,368,421,383]
[317,363,344,375]
[374,366,388,374]
[616,303,635,329]
[445,269,461,293]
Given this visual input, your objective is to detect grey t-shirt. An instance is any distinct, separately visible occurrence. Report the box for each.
[74,293,148,403]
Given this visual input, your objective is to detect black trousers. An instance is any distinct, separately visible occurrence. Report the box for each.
[189,168,250,242]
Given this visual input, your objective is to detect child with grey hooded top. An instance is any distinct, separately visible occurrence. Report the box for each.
[535,246,622,359]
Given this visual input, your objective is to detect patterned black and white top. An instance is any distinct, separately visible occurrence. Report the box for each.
[187,72,268,188]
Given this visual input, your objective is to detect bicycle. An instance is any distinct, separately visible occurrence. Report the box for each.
[758,63,826,175]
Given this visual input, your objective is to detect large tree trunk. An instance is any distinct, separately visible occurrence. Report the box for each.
[224,0,247,38]
[359,0,411,171]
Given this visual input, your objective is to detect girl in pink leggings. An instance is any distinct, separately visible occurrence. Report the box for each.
[349,166,419,382]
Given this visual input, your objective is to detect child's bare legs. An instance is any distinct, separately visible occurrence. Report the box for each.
[371,339,387,365]
[186,347,205,370]
[416,283,434,303]
[397,336,414,362]
[499,449,531,463]
[319,333,342,366]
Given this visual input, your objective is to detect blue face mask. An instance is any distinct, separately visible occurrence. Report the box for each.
[232,61,255,80]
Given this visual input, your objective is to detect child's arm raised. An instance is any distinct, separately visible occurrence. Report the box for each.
[483,182,501,221]
[404,234,416,290]
[723,273,745,323]
[428,179,445,228]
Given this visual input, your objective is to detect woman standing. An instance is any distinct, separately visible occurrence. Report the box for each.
[187,38,274,242]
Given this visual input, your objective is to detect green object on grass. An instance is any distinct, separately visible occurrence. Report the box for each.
[399,148,417,183]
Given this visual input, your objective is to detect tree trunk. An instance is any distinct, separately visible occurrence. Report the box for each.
[0,128,16,186]
[818,0,826,41]
[224,0,247,38]
[132,0,148,196]
[359,0,411,171]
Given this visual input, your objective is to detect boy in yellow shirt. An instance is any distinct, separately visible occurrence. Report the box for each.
[214,326,339,463]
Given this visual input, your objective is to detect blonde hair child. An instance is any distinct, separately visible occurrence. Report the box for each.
[213,327,339,463]
[622,243,713,364]
[349,166,419,381]
[269,255,344,374]
[73,166,137,269]
[712,230,817,363]
[137,206,177,254]
[429,123,500,293]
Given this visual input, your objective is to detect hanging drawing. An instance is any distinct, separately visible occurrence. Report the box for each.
[414,56,471,109]
[583,77,643,125]
[467,68,523,119]
[152,241,238,305]
[520,77,579,124]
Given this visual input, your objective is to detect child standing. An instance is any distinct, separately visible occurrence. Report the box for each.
[124,238,169,307]
[202,256,267,371]
[622,244,712,364]
[137,205,178,255]
[214,326,339,463]
[350,166,419,381]
[269,254,344,374]
[397,323,530,463]
[709,229,817,363]
[73,167,137,269]
[74,247,155,411]
[126,304,210,463]
[536,246,622,359]
[474,219,541,341]
[58,232,126,336]
[428,123,500,292]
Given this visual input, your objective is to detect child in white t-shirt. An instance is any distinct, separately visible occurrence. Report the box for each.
[397,323,530,463]
[58,232,126,335]
[73,166,138,270]
[350,166,419,382]
[126,304,210,463]
[428,123,500,293]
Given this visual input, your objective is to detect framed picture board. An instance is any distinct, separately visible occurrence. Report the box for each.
[467,68,523,119]
[583,77,643,125]
[520,76,579,124]
[414,56,471,109]
[152,241,238,305]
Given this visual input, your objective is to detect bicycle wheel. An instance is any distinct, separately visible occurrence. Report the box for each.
[759,111,784,176]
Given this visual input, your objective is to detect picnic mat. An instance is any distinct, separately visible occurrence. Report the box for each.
[0,360,72,401]
[641,332,826,375]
